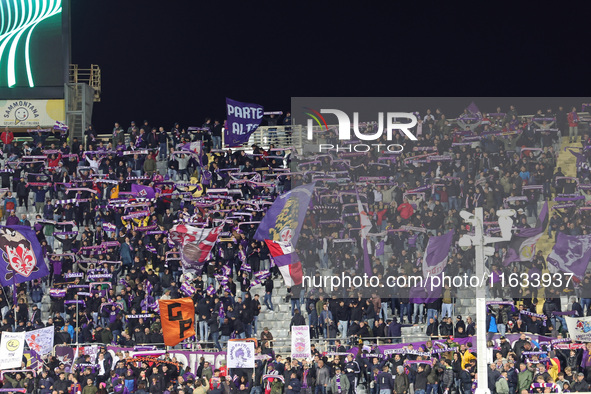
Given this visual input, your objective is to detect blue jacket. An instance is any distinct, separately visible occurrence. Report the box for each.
[34,186,48,203]
[487,315,498,333]
[120,242,133,264]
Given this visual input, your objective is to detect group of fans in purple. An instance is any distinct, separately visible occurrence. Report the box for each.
[0,104,589,394]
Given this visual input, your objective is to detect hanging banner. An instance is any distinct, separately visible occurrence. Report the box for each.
[0,331,25,369]
[291,325,311,359]
[565,316,591,342]
[1,99,65,127]
[227,341,255,368]
[158,298,196,347]
[225,98,264,147]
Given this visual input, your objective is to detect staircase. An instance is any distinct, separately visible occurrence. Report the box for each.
[250,278,291,342]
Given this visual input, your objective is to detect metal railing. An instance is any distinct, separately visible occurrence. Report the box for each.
[241,125,303,150]
[69,64,102,102]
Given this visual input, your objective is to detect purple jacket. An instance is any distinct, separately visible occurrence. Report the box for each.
[5,215,19,226]
[582,350,591,369]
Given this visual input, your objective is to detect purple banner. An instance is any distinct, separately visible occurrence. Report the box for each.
[225,97,264,147]
[254,183,315,248]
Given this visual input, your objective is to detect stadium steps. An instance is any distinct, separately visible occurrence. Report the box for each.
[454,287,475,321]
[252,278,292,339]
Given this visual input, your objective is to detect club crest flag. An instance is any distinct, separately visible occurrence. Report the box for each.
[0,331,25,369]
[131,184,156,199]
[547,233,591,279]
[0,226,49,286]
[159,298,196,346]
[169,224,223,275]
[181,141,203,155]
[225,98,264,147]
[25,326,54,356]
[565,316,591,342]
[254,183,315,247]
[503,202,548,266]
[291,325,311,359]
[227,341,255,368]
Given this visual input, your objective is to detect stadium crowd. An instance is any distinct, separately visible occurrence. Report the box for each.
[0,104,590,394]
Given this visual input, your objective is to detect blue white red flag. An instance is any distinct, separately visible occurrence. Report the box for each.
[265,240,302,287]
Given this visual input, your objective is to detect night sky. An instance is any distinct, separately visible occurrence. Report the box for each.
[71,2,590,133]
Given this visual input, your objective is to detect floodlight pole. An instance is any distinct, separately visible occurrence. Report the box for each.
[460,207,515,394]
[471,207,490,394]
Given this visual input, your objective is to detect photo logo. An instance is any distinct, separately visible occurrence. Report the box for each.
[306,109,418,141]
[305,108,418,153]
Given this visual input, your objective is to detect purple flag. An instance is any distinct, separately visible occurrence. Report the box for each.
[254,183,315,247]
[0,226,49,286]
[409,276,443,304]
[411,230,454,303]
[131,184,156,199]
[225,98,264,147]
[547,233,591,279]
[503,201,548,266]
[466,102,480,115]
[375,241,385,257]
[55,345,75,371]
[422,230,454,277]
[569,149,587,167]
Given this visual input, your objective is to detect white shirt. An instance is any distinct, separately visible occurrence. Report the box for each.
[373,190,383,203]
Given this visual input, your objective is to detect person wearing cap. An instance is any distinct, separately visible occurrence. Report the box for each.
[329,366,350,394]
[261,326,274,348]
[499,336,512,358]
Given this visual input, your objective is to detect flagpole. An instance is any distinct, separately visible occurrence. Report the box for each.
[75,300,79,347]
[12,275,17,332]
[472,207,489,394]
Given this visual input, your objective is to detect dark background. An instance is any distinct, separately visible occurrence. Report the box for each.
[70,1,589,132]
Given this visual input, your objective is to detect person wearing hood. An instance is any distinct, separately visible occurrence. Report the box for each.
[387,317,413,343]
[393,366,409,394]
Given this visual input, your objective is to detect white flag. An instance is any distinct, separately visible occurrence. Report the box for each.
[565,316,591,342]
[291,325,311,359]
[0,331,25,369]
[227,341,255,368]
[25,326,55,356]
